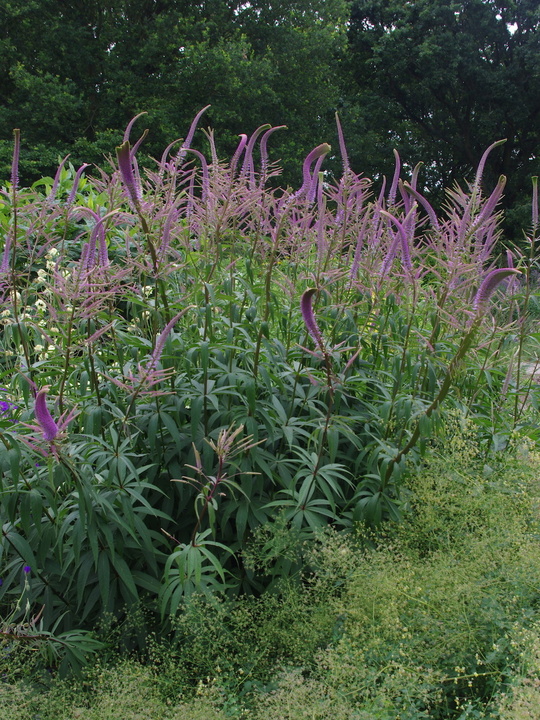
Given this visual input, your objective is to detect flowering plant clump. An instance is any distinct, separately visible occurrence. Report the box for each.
[0,111,538,668]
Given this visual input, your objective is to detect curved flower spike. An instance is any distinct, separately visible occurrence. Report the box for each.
[473,139,506,194]
[473,268,521,313]
[122,111,148,144]
[335,113,350,173]
[300,143,331,193]
[11,128,20,189]
[260,125,287,178]
[34,388,59,442]
[116,140,142,208]
[301,288,325,351]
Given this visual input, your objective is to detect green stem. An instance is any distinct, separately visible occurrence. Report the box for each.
[384,317,482,483]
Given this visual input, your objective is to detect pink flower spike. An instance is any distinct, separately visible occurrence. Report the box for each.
[335,112,350,173]
[473,268,521,312]
[147,306,195,374]
[175,104,211,164]
[122,112,148,144]
[116,141,141,208]
[532,176,538,233]
[300,143,331,195]
[34,388,59,442]
[388,149,401,207]
[11,129,20,189]
[301,288,325,351]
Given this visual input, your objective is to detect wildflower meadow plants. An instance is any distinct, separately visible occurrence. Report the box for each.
[0,113,538,665]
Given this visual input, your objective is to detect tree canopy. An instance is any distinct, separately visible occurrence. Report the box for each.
[0,0,539,218]
[0,0,347,184]
[344,0,540,227]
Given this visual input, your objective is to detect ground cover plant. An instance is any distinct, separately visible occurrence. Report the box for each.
[1,111,540,716]
[2,433,540,719]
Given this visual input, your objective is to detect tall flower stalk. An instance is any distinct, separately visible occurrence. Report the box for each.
[383,267,520,484]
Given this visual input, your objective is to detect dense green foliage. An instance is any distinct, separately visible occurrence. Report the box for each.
[346,0,540,232]
[0,0,347,183]
[3,438,540,718]
[0,109,539,672]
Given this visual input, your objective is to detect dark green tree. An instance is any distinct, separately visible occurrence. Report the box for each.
[0,0,348,186]
[344,0,540,230]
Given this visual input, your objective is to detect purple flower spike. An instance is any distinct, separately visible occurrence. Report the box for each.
[300,143,331,195]
[380,209,414,272]
[175,105,211,164]
[123,112,148,144]
[116,141,141,208]
[231,134,248,174]
[48,155,70,203]
[149,310,187,370]
[66,163,90,205]
[23,565,31,574]
[532,176,538,232]
[34,387,59,442]
[473,268,521,312]
[11,128,20,189]
[335,112,350,173]
[260,125,286,178]
[388,149,401,207]
[473,139,506,193]
[301,288,325,351]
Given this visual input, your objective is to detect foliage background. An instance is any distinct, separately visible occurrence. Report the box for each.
[1,0,539,229]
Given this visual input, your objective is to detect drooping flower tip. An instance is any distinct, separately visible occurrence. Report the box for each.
[34,387,59,442]
[116,140,141,206]
[473,268,521,311]
[301,288,324,350]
